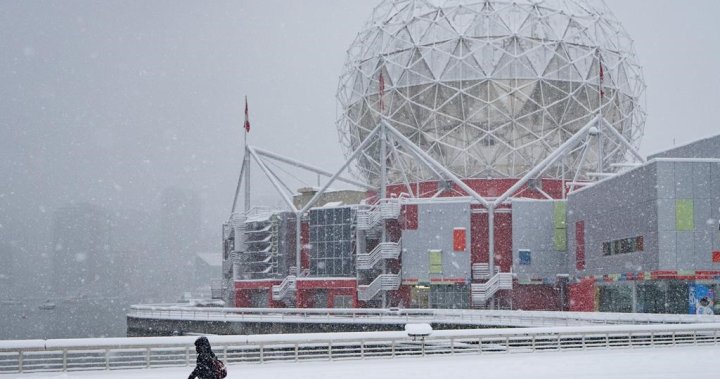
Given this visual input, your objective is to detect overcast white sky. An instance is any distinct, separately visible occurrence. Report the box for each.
[1,0,719,247]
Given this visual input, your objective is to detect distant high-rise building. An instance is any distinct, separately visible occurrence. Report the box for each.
[51,203,113,298]
[159,187,201,298]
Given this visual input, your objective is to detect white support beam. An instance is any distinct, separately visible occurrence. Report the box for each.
[230,153,247,215]
[248,147,299,213]
[600,118,646,163]
[387,132,445,182]
[383,121,491,209]
[300,126,383,214]
[253,146,373,190]
[569,136,592,193]
[492,115,602,209]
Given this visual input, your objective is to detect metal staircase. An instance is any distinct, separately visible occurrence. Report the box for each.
[357,199,401,230]
[272,272,297,301]
[471,272,513,304]
[357,274,401,301]
[472,263,499,280]
[356,198,403,303]
[356,240,401,270]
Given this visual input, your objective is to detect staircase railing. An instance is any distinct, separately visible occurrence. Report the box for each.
[357,199,402,230]
[271,274,297,301]
[356,240,402,270]
[471,272,513,304]
[472,263,500,280]
[357,274,401,301]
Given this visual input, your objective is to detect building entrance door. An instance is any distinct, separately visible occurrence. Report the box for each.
[411,286,429,308]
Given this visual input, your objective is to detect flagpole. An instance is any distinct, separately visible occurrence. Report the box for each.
[597,50,604,175]
[243,96,251,213]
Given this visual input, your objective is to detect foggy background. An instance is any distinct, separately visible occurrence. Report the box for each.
[1,0,719,339]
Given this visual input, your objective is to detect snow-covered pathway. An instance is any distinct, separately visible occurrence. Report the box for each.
[5,344,717,379]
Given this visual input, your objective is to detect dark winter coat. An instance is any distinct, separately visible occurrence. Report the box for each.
[188,336,217,379]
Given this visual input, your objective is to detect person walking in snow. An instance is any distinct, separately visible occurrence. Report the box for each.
[188,336,219,379]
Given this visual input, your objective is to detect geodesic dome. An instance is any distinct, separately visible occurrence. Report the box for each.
[337,0,645,185]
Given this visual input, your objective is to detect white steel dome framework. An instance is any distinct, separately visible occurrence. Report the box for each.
[337,0,645,185]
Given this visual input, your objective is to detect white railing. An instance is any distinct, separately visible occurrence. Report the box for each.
[471,263,500,280]
[357,274,401,301]
[471,273,513,304]
[356,240,402,270]
[357,199,401,230]
[127,306,720,328]
[4,323,720,374]
[379,199,401,219]
[356,206,381,230]
[271,275,297,301]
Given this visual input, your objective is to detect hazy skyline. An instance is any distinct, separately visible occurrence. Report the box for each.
[1,0,719,261]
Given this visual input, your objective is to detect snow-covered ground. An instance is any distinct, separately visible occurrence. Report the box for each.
[6,344,718,379]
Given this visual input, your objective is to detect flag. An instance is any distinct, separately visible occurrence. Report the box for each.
[244,96,251,133]
[379,71,385,112]
[599,57,605,99]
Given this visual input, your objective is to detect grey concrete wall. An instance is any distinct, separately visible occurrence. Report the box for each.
[567,163,659,277]
[567,160,720,278]
[648,134,720,160]
[656,161,720,270]
[401,201,471,282]
[512,200,567,281]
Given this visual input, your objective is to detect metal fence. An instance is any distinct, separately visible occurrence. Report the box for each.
[2,323,720,374]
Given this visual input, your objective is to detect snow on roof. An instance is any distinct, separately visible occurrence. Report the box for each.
[322,201,344,207]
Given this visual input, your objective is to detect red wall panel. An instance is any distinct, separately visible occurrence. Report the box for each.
[508,284,562,311]
[401,204,418,230]
[453,228,466,252]
[296,279,358,308]
[568,278,595,312]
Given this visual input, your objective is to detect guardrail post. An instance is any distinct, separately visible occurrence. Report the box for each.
[260,344,264,363]
[328,341,333,361]
[146,348,151,368]
[19,351,23,373]
[390,340,394,357]
[295,343,299,362]
[450,338,454,354]
[105,349,109,369]
[62,350,67,371]
[186,347,190,365]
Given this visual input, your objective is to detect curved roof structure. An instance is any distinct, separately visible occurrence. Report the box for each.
[337,0,646,184]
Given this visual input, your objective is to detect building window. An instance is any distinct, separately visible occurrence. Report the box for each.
[429,250,443,274]
[519,250,531,265]
[333,295,353,308]
[602,236,644,256]
[309,207,356,277]
[429,284,469,309]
